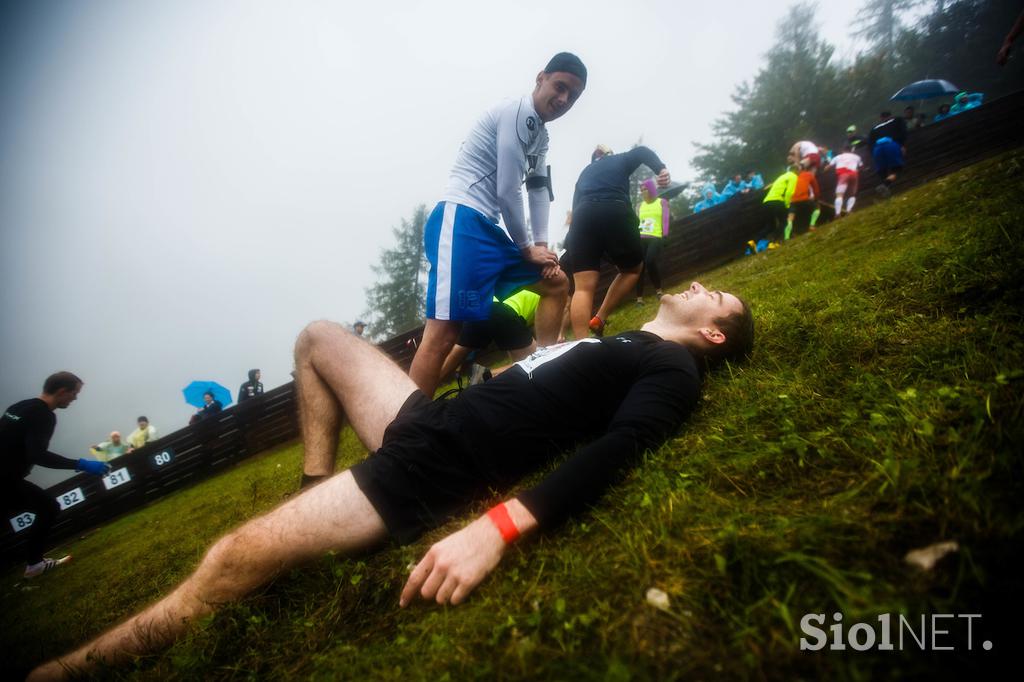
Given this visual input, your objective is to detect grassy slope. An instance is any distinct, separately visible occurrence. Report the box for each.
[3,151,1023,680]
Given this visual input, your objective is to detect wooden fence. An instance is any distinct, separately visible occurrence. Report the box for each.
[4,90,1023,562]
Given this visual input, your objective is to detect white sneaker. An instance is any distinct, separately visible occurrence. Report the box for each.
[24,555,72,578]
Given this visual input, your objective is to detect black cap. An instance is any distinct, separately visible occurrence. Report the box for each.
[544,52,587,87]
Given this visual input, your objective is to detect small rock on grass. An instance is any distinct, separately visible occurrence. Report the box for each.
[905,540,959,571]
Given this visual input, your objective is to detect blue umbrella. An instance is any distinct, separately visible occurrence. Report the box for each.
[890,79,959,101]
[182,381,232,409]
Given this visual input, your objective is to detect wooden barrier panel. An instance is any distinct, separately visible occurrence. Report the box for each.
[4,91,1023,563]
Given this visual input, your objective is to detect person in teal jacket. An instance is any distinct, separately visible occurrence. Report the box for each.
[744,171,764,191]
[949,91,984,115]
[694,183,721,213]
[720,175,746,200]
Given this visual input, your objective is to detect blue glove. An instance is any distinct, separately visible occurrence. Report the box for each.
[77,458,111,476]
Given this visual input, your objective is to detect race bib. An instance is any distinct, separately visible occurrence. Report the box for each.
[514,338,601,376]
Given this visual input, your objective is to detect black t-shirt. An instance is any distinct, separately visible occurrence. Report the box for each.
[1,398,78,481]
[451,331,703,525]
[572,147,666,209]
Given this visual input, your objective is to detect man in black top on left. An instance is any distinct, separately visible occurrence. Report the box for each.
[1,371,111,578]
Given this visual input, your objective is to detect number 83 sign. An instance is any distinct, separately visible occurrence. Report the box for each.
[8,466,135,533]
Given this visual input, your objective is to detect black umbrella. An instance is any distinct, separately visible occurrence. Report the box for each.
[890,79,959,101]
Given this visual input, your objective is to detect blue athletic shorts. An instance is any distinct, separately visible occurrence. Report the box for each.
[424,201,542,321]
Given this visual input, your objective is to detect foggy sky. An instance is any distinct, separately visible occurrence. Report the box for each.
[0,0,865,486]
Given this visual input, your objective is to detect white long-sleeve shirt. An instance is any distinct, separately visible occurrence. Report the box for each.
[442,96,550,249]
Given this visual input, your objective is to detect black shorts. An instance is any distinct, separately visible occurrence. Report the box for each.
[350,392,485,544]
[565,200,642,272]
[457,301,533,351]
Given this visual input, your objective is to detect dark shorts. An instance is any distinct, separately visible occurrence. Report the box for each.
[350,392,485,544]
[564,200,642,272]
[457,301,533,351]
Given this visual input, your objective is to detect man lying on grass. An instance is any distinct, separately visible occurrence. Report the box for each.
[30,282,753,680]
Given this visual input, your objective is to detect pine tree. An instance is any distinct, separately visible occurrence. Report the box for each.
[693,3,843,182]
[362,205,429,340]
[852,0,921,57]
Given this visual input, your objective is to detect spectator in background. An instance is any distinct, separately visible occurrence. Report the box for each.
[91,431,128,462]
[787,166,820,238]
[845,125,867,153]
[693,183,721,213]
[564,143,671,338]
[826,144,864,217]
[869,110,907,197]
[238,369,264,404]
[902,105,916,128]
[720,174,747,200]
[744,171,764,191]
[635,177,670,303]
[353,321,366,337]
[761,166,797,242]
[1,371,110,579]
[933,103,952,122]
[949,91,984,115]
[193,391,223,423]
[127,416,158,452]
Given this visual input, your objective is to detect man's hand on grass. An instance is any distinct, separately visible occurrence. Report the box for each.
[400,514,506,607]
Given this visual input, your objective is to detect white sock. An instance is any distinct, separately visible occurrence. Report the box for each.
[846,197,856,212]
[834,197,843,215]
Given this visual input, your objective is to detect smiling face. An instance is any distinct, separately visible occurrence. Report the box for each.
[532,71,584,122]
[655,282,744,333]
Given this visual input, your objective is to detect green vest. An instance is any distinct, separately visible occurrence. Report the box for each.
[637,198,664,238]
[763,171,797,207]
[498,289,540,325]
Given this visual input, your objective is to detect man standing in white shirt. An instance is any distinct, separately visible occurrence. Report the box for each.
[409,53,587,397]
[826,145,864,217]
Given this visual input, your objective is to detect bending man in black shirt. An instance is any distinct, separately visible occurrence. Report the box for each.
[1,372,111,579]
[31,282,753,679]
[565,144,671,339]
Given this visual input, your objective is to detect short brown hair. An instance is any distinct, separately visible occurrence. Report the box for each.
[43,371,83,394]
[703,298,754,367]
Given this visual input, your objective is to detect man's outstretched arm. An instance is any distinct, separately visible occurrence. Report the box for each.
[400,499,537,606]
[400,359,700,607]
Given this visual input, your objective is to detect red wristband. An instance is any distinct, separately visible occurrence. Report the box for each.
[486,503,520,544]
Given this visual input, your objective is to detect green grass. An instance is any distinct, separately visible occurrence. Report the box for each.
[3,151,1024,680]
